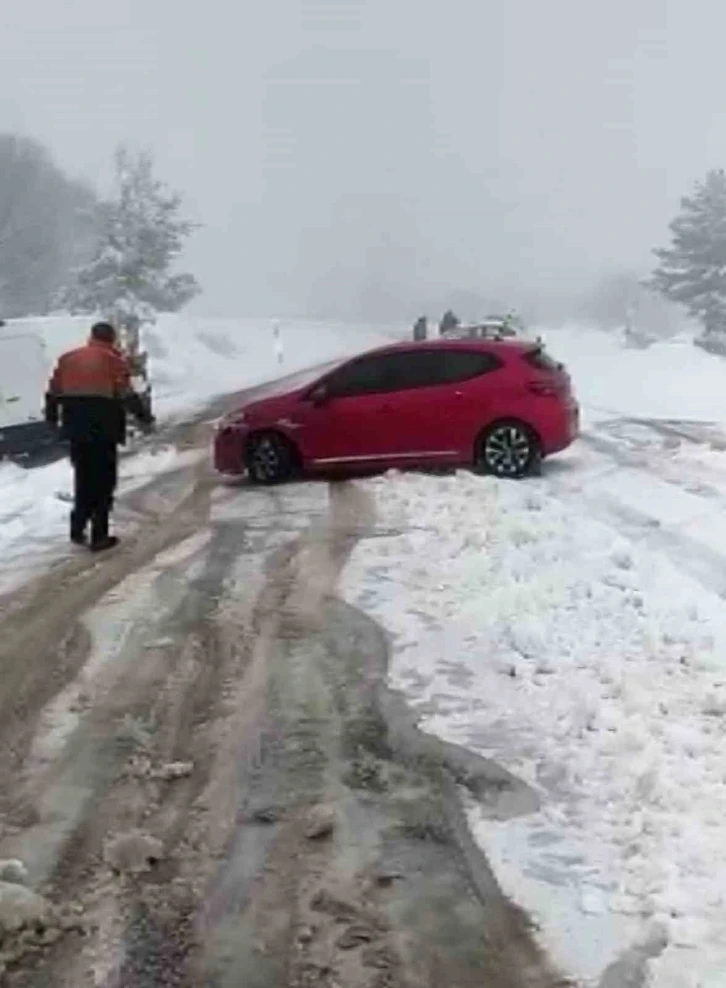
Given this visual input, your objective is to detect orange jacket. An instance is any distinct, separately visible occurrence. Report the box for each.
[48,338,132,400]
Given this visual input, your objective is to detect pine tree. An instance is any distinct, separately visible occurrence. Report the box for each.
[652,169,726,339]
[62,147,200,358]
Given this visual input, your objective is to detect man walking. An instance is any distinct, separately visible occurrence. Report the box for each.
[45,322,155,552]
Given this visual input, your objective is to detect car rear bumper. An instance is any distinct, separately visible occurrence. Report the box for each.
[539,399,579,455]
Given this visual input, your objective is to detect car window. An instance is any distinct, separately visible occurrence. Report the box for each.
[327,349,500,397]
[433,350,502,383]
[326,353,402,397]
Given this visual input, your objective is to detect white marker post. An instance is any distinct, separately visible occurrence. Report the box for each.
[273,321,284,366]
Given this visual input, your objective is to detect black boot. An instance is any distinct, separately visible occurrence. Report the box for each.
[70,511,87,546]
[90,511,118,552]
[90,535,120,553]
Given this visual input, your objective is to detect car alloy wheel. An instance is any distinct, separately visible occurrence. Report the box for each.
[480,423,536,478]
[247,433,295,484]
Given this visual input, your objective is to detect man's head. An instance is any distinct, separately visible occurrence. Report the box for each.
[90,322,117,345]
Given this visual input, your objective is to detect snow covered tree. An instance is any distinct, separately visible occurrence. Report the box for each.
[652,169,726,342]
[62,147,200,359]
[0,134,100,317]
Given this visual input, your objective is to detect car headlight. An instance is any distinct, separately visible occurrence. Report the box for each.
[218,412,246,432]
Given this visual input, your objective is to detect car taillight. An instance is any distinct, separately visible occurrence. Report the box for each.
[527,380,566,397]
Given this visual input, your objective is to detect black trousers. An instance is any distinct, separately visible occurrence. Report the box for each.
[69,440,118,542]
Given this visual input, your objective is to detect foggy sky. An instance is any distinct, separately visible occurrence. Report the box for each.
[2,0,726,319]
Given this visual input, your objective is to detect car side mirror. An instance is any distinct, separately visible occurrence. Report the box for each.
[309,384,330,407]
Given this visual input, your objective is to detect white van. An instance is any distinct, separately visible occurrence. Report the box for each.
[0,329,57,457]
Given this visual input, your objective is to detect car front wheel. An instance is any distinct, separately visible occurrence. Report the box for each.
[245,432,299,485]
[475,421,540,479]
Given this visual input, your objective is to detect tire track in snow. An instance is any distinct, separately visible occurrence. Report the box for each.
[554,423,726,598]
[579,426,726,508]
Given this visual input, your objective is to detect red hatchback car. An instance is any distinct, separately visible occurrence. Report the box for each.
[214,338,579,483]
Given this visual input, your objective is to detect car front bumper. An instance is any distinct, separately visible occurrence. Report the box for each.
[214,424,248,475]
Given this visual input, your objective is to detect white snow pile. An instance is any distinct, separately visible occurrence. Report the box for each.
[343,470,726,988]
[542,326,726,426]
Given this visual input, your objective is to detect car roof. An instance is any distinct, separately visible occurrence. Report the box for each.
[358,337,537,358]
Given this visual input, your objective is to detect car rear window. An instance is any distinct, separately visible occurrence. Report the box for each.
[434,350,502,383]
[523,347,562,372]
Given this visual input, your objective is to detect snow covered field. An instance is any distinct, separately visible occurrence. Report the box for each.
[343,330,726,987]
[543,325,726,426]
[0,314,394,593]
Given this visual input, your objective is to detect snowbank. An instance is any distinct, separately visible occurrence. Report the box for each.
[344,470,726,987]
[1,313,398,419]
[542,325,726,425]
[144,314,399,417]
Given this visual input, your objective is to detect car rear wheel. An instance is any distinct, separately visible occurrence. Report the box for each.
[475,421,541,479]
[245,432,299,485]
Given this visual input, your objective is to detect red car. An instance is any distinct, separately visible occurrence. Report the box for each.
[214,338,579,483]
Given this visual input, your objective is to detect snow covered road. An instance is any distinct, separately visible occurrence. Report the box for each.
[343,416,726,988]
[0,408,567,987]
[4,318,726,985]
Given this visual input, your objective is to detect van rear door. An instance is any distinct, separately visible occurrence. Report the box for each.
[0,333,57,456]
[0,333,47,429]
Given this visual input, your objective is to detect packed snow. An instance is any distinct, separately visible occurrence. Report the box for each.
[543,326,726,426]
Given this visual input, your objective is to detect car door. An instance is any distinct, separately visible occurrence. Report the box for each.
[382,349,504,457]
[296,352,407,465]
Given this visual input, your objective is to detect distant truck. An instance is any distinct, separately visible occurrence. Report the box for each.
[0,325,58,458]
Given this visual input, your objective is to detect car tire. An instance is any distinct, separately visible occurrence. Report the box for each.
[475,420,541,479]
[245,432,299,485]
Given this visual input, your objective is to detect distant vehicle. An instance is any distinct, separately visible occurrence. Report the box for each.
[214,338,579,483]
[0,329,58,458]
[441,314,523,340]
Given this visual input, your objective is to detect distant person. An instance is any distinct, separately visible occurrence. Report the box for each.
[45,322,155,552]
[439,309,460,335]
[413,315,428,341]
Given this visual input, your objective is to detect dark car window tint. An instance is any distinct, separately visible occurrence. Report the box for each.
[391,349,501,388]
[434,350,502,383]
[327,353,402,397]
[327,349,501,398]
